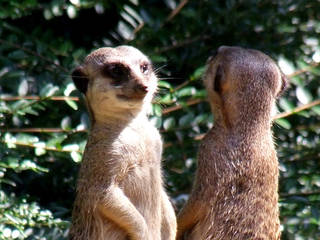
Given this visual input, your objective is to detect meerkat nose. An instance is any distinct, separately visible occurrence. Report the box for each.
[134,83,148,93]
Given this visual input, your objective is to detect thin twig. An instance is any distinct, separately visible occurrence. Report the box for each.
[133,22,145,35]
[0,96,80,101]
[166,0,189,22]
[162,98,204,115]
[157,35,211,53]
[280,153,320,163]
[287,61,320,78]
[0,140,82,153]
[0,128,87,133]
[273,99,320,120]
[280,190,320,198]
[163,98,320,142]
[173,79,190,92]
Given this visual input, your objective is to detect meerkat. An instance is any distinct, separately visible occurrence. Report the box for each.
[176,46,287,240]
[69,46,176,240]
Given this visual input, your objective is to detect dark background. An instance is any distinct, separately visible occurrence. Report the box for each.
[0,0,320,239]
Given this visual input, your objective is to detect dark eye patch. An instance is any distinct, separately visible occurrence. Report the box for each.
[101,63,130,85]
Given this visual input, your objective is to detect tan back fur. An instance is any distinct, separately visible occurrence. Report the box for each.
[177,46,287,240]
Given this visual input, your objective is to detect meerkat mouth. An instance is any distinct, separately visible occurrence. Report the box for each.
[116,83,149,101]
[116,93,146,101]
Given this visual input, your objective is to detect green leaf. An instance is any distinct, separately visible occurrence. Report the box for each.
[18,79,28,96]
[40,84,59,97]
[278,56,295,75]
[62,144,79,151]
[46,135,66,148]
[7,158,19,169]
[149,116,162,129]
[150,55,167,62]
[152,104,162,116]
[309,66,320,76]
[279,98,295,112]
[158,81,172,89]
[275,118,291,129]
[176,87,196,98]
[179,113,195,127]
[20,160,48,173]
[296,86,313,104]
[194,113,209,124]
[34,142,46,156]
[163,117,175,130]
[194,89,207,98]
[65,99,78,110]
[190,66,205,81]
[158,93,173,104]
[15,133,38,143]
[311,106,320,116]
[8,50,27,60]
[61,116,71,130]
[70,151,82,163]
[23,106,39,116]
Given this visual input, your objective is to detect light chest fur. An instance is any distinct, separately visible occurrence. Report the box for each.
[72,117,164,239]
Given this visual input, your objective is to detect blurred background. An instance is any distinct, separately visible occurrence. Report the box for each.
[0,0,320,239]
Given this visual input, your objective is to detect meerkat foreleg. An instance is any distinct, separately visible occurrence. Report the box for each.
[160,191,177,240]
[97,185,149,240]
[176,198,203,240]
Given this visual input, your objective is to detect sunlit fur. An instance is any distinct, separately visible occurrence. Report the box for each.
[69,46,176,240]
[177,46,287,240]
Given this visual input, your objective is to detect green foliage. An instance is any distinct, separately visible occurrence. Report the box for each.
[0,0,320,239]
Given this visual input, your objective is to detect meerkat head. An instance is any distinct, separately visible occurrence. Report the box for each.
[204,46,288,129]
[71,46,158,123]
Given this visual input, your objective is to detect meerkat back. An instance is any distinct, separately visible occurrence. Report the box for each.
[69,46,176,240]
[177,46,287,240]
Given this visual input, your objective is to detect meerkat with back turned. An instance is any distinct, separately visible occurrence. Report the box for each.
[177,46,287,240]
[69,46,176,240]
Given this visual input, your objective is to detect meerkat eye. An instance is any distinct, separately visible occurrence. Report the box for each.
[140,63,149,74]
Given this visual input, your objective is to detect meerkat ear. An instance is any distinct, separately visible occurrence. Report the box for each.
[71,66,89,94]
[277,71,289,97]
[213,65,224,93]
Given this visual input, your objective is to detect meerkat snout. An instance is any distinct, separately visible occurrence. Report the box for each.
[100,62,149,100]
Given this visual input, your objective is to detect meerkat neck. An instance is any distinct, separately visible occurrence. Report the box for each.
[92,110,148,131]
[93,107,148,126]
[212,116,273,143]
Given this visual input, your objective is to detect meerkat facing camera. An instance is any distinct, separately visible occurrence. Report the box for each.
[177,46,287,240]
[69,46,176,240]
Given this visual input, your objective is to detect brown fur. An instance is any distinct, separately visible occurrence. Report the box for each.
[69,46,176,240]
[177,46,287,240]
